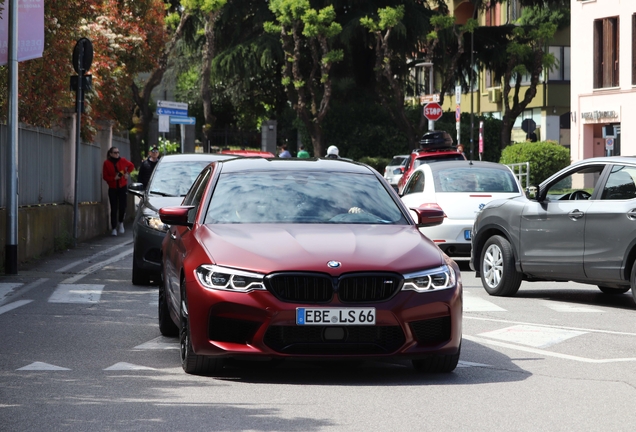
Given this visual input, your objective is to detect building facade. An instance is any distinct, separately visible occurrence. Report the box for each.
[570,1,636,162]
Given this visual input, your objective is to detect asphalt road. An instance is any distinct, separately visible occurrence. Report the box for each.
[1,227,635,431]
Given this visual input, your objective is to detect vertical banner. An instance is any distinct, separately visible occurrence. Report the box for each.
[0,0,45,65]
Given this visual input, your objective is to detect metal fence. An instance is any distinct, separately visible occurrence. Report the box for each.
[1,123,130,207]
[506,162,531,194]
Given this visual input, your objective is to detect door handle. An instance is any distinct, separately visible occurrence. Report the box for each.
[568,210,584,219]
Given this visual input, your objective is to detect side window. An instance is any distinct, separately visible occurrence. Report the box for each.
[601,166,636,200]
[545,165,604,201]
[183,168,212,223]
[403,171,425,196]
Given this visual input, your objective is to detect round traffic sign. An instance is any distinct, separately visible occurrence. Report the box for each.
[424,102,443,121]
[72,38,93,74]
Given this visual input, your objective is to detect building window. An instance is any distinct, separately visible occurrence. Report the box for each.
[548,46,571,81]
[594,17,619,89]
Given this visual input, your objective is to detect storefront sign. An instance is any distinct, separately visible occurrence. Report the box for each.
[581,110,619,123]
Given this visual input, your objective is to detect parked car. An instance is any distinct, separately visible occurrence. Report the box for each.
[383,155,409,188]
[471,156,636,305]
[400,160,523,260]
[158,157,462,375]
[128,153,237,285]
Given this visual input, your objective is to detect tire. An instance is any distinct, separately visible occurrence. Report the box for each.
[132,260,151,286]
[158,278,178,337]
[630,265,636,306]
[597,286,630,295]
[179,280,223,375]
[480,235,522,297]
[412,343,461,373]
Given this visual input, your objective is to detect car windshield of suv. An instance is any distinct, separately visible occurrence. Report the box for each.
[413,154,465,169]
[434,167,520,193]
[205,171,408,224]
[148,161,212,197]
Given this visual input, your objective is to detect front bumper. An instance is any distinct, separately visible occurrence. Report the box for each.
[185,274,462,360]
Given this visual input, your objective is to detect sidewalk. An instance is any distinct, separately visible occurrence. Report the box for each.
[0,223,134,306]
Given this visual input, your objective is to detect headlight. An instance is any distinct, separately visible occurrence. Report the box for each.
[401,265,456,292]
[143,215,168,232]
[195,265,266,292]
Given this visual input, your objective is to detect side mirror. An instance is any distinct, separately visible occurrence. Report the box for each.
[159,206,195,227]
[128,182,144,197]
[410,204,445,227]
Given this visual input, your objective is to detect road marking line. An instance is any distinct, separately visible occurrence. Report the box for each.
[0,300,32,316]
[465,335,636,364]
[48,284,105,304]
[60,248,133,284]
[104,362,156,371]
[56,241,133,273]
[134,336,179,350]
[0,283,23,303]
[478,324,586,349]
[543,302,603,313]
[457,360,492,368]
[17,362,70,371]
[465,316,636,337]
[464,292,507,312]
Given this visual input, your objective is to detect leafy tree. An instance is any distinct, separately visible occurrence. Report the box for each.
[265,0,343,158]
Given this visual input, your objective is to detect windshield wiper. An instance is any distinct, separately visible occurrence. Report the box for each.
[149,190,176,197]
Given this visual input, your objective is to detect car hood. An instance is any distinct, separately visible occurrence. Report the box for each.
[143,195,184,214]
[197,224,444,275]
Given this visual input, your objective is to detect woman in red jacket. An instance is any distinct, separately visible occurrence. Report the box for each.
[102,147,135,236]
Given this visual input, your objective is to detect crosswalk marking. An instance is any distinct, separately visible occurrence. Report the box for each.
[543,302,603,313]
[60,248,133,284]
[0,283,23,303]
[0,300,33,316]
[104,362,156,371]
[477,324,587,349]
[48,284,105,304]
[463,292,507,312]
[17,362,70,371]
[134,336,179,350]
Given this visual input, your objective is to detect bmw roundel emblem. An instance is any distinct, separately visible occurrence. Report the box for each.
[327,261,341,269]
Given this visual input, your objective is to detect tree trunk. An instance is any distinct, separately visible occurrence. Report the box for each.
[201,11,221,152]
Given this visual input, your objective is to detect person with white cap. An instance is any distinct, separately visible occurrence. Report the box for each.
[326,145,340,159]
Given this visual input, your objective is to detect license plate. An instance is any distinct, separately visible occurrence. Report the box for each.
[464,229,471,240]
[296,308,376,325]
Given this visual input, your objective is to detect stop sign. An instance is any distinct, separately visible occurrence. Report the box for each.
[424,102,443,121]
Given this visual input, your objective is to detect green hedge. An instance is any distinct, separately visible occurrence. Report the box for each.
[499,141,570,186]
[357,156,392,175]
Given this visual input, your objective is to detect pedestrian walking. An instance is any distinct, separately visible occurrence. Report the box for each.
[102,147,135,236]
[138,146,160,188]
[297,144,310,159]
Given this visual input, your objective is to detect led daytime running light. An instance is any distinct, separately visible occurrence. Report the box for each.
[195,265,266,292]
[401,265,456,292]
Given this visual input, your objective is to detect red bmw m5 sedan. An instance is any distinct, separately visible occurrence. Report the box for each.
[158,157,462,375]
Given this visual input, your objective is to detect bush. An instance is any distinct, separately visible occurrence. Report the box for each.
[357,156,392,175]
[499,141,570,186]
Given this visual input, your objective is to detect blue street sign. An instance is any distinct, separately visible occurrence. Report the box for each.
[169,116,196,125]
[157,107,188,116]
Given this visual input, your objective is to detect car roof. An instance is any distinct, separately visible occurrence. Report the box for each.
[157,153,237,163]
[423,160,514,173]
[570,156,636,166]
[217,157,374,174]
[413,149,463,158]
[220,149,275,157]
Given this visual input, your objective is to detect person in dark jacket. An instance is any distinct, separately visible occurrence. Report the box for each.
[137,146,160,188]
[102,147,135,236]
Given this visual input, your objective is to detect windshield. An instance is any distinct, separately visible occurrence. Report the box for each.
[205,171,408,224]
[148,161,212,197]
[433,167,520,193]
